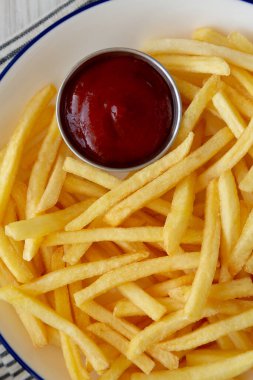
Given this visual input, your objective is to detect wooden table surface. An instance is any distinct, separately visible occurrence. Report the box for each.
[0,0,65,43]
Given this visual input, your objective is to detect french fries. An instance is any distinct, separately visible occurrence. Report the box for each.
[3,29,253,380]
[184,180,220,318]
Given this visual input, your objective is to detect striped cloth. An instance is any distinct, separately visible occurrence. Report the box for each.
[0,1,96,378]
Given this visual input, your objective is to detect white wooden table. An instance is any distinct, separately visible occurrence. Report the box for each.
[0,0,65,43]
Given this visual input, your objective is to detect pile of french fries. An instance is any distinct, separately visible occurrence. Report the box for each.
[3,27,253,379]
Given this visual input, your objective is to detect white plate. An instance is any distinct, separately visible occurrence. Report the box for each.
[1,0,253,378]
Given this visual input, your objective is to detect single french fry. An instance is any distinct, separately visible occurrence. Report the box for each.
[51,250,89,380]
[63,174,107,198]
[36,145,68,213]
[11,181,27,220]
[176,75,220,143]
[0,85,56,222]
[118,282,167,321]
[186,349,242,366]
[5,199,95,240]
[87,323,154,374]
[192,28,232,47]
[158,308,253,351]
[44,226,191,246]
[212,90,249,139]
[143,38,253,71]
[156,55,230,75]
[163,174,195,254]
[103,128,233,226]
[196,117,253,192]
[0,259,47,348]
[66,133,194,230]
[21,251,149,295]
[228,31,253,54]
[229,207,253,275]
[131,351,253,380]
[218,170,240,281]
[0,227,34,283]
[24,114,62,261]
[74,252,200,306]
[0,286,108,372]
[63,157,120,189]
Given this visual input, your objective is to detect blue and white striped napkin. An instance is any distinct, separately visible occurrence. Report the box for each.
[0,1,96,378]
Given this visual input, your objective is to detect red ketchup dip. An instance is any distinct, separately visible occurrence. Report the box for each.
[59,51,174,169]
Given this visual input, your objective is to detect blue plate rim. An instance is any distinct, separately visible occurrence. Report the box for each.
[0,0,252,379]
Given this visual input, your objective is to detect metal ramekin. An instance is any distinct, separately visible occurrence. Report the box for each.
[56,48,182,172]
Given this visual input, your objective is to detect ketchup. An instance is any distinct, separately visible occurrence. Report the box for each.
[60,51,173,168]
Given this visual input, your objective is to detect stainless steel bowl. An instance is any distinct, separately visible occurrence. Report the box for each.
[56,48,182,172]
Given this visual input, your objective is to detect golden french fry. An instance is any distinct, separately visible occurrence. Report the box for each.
[21,251,148,295]
[229,207,253,275]
[192,28,231,47]
[176,75,220,143]
[212,90,248,138]
[186,348,242,366]
[0,85,56,222]
[11,181,27,220]
[118,282,167,321]
[87,323,154,374]
[74,252,200,306]
[0,286,108,372]
[66,132,194,230]
[143,38,253,71]
[44,226,201,246]
[105,127,233,227]
[63,157,120,189]
[131,351,253,380]
[173,76,199,102]
[36,145,67,213]
[51,250,89,380]
[245,254,253,274]
[218,170,240,281]
[158,307,253,351]
[228,31,253,54]
[156,55,230,75]
[196,117,253,192]
[163,174,195,254]
[5,199,95,240]
[63,174,107,198]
